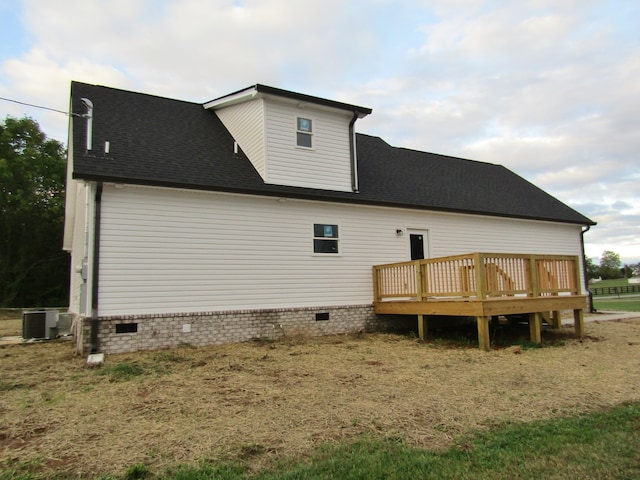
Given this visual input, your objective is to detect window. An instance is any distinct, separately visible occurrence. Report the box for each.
[296,117,313,148]
[313,223,339,254]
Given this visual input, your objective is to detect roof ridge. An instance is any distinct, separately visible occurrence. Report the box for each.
[71,81,203,106]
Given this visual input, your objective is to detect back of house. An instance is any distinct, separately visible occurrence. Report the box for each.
[63,82,594,354]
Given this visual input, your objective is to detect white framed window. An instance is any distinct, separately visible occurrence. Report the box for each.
[313,223,339,254]
[296,117,313,149]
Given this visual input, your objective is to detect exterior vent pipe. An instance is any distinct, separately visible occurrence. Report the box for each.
[349,111,359,192]
[81,98,93,151]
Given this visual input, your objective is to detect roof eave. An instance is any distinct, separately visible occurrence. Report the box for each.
[72,172,595,227]
[203,85,259,110]
[204,83,372,117]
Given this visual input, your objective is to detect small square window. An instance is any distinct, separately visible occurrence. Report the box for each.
[296,117,313,148]
[313,223,339,254]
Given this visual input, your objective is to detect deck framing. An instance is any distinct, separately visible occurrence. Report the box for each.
[373,253,587,350]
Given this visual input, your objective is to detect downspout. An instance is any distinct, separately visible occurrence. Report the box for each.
[580,224,595,313]
[90,182,103,353]
[349,111,359,192]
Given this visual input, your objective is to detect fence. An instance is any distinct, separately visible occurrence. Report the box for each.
[590,285,640,296]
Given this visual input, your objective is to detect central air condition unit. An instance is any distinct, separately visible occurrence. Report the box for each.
[57,313,73,336]
[22,310,59,339]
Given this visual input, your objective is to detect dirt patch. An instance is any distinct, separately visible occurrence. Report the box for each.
[0,319,639,478]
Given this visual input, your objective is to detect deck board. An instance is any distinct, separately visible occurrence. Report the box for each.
[374,295,588,317]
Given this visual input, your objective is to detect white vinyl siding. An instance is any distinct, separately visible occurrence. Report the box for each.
[265,100,353,192]
[66,181,90,315]
[214,98,266,179]
[96,184,584,317]
[212,96,354,191]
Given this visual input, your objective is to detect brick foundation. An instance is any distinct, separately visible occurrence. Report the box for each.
[75,304,403,355]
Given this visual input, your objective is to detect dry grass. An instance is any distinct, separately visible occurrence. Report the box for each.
[1,316,640,478]
[0,315,20,337]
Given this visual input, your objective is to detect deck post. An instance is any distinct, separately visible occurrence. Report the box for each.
[475,253,487,300]
[372,266,380,303]
[550,310,561,329]
[529,312,542,344]
[417,314,427,341]
[571,256,581,295]
[415,261,424,301]
[476,316,491,351]
[573,308,584,337]
[529,255,539,297]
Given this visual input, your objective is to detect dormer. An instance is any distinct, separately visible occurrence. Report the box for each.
[204,85,371,192]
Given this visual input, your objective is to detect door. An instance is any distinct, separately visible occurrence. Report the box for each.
[408,230,429,260]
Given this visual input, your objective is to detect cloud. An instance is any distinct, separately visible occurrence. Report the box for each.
[0,0,638,262]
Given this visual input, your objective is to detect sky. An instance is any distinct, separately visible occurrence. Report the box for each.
[1,0,638,265]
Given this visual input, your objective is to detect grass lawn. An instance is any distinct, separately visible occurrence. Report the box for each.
[1,316,640,479]
[594,298,640,312]
[4,403,637,479]
[162,402,640,480]
[590,278,630,288]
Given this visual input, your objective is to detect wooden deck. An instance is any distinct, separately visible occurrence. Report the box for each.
[373,253,587,350]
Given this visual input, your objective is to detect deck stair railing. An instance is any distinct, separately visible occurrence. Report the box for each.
[373,253,580,302]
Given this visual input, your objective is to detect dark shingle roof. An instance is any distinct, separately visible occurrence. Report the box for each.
[70,82,594,226]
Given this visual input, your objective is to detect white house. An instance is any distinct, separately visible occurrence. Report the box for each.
[63,82,595,354]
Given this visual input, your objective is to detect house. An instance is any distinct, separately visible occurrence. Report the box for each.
[63,82,595,354]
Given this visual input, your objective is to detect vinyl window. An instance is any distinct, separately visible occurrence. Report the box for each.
[296,117,313,148]
[313,223,339,254]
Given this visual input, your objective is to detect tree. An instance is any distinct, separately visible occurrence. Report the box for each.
[585,256,599,280]
[599,250,622,280]
[0,116,69,307]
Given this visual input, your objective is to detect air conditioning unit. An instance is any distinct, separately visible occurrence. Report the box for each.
[57,313,73,336]
[22,310,59,339]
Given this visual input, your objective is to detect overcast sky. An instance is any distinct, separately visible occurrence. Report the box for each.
[1,0,638,264]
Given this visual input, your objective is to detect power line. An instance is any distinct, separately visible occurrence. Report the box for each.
[0,96,84,117]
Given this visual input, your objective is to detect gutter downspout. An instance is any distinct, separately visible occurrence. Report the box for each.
[580,224,595,313]
[90,182,103,353]
[349,111,359,192]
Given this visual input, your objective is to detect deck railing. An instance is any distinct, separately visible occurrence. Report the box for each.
[373,253,581,302]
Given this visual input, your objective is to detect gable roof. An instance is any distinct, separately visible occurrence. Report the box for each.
[69,81,595,226]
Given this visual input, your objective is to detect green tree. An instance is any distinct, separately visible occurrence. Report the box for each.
[0,116,69,307]
[599,250,622,280]
[585,256,599,280]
